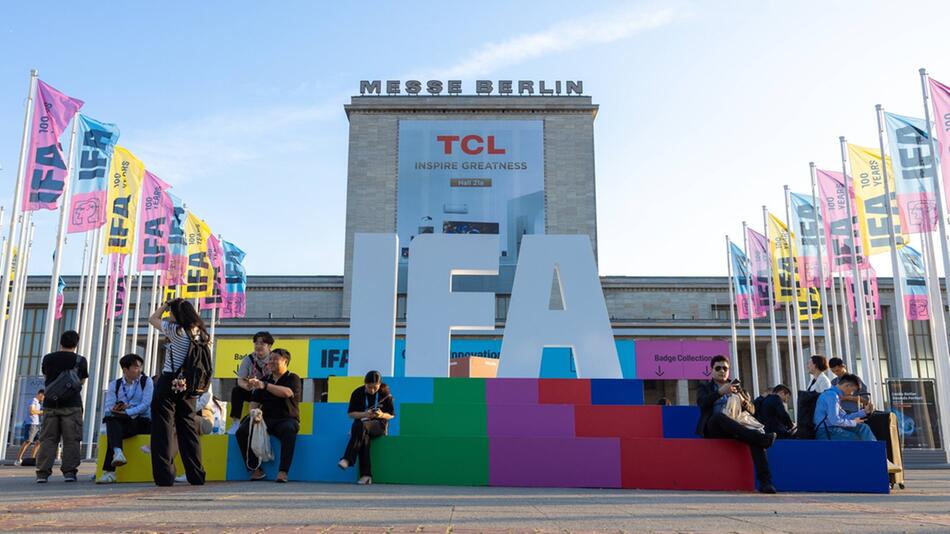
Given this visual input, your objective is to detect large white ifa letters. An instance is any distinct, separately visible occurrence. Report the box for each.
[347,233,621,378]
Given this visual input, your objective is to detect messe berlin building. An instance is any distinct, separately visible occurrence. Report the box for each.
[10,87,945,462]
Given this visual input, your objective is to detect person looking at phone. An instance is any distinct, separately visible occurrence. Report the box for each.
[97,354,153,484]
[337,370,394,485]
[814,373,876,441]
[828,358,869,414]
[696,355,777,494]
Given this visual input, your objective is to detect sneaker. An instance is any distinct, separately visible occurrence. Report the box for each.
[250,468,266,481]
[337,459,350,470]
[759,482,777,494]
[112,448,127,468]
[887,460,903,473]
[36,476,48,484]
[275,471,288,483]
[357,476,372,485]
[97,471,117,484]
[174,474,187,483]
[64,473,77,483]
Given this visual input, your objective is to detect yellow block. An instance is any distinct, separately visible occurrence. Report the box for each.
[299,402,313,435]
[214,337,310,378]
[96,433,228,482]
[328,376,364,403]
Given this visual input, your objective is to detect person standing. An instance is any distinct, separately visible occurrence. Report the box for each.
[36,331,88,483]
[15,389,44,466]
[97,354,154,484]
[228,331,274,431]
[148,299,209,486]
[337,371,395,485]
[236,348,302,483]
[806,355,832,393]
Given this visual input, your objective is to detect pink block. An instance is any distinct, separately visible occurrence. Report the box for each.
[489,437,621,488]
[486,378,539,405]
[487,404,575,437]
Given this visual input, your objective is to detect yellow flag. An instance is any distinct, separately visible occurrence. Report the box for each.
[103,146,145,255]
[768,213,821,319]
[181,212,214,298]
[847,144,907,256]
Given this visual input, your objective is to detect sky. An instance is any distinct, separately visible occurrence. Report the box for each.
[1,1,949,278]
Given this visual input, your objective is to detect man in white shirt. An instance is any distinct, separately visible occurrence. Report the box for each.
[15,389,44,466]
[97,354,154,484]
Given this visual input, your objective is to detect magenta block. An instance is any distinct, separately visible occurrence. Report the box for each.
[487,404,575,437]
[489,437,621,488]
[485,378,539,405]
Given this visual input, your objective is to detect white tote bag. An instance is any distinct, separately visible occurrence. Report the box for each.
[247,408,274,469]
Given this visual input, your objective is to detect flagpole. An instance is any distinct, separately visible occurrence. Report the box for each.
[863,264,884,402]
[810,163,835,358]
[144,272,159,374]
[41,117,79,355]
[875,104,914,377]
[805,287,817,353]
[740,225,760,394]
[130,270,144,355]
[102,255,122,387]
[0,217,33,459]
[84,248,112,459]
[759,210,782,388]
[725,235,740,375]
[80,227,103,359]
[784,186,806,384]
[0,71,36,429]
[117,254,133,358]
[919,68,950,463]
[839,136,877,404]
[74,233,90,330]
[837,269,854,369]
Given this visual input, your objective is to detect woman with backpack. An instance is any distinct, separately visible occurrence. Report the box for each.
[148,298,211,486]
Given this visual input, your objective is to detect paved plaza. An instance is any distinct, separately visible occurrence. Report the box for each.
[0,463,948,533]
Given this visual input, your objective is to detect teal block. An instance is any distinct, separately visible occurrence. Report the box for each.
[371,436,489,486]
[400,402,487,437]
[434,378,485,403]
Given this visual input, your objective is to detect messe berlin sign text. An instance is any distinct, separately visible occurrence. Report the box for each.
[360,80,583,96]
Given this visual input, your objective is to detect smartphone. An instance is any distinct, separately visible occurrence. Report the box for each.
[731,378,741,385]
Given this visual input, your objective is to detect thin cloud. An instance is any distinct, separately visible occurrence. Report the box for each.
[422,4,679,79]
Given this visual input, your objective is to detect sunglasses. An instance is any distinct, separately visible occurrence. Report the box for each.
[713,365,729,372]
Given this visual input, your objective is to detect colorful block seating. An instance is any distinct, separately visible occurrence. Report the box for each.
[620,438,756,491]
[574,405,662,439]
[95,433,229,482]
[490,437,621,488]
[766,440,890,494]
[371,436,489,486]
[661,406,701,438]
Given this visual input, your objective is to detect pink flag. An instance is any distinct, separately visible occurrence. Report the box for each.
[54,277,66,320]
[746,228,773,315]
[201,234,226,310]
[138,171,173,271]
[106,255,127,318]
[23,80,84,211]
[929,78,950,210]
[816,169,867,273]
[844,266,881,323]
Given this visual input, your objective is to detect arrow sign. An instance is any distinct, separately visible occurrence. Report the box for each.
[655,365,665,377]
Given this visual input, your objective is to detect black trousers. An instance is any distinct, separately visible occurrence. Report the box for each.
[102,415,151,472]
[229,386,254,419]
[342,419,387,477]
[150,373,205,486]
[704,412,772,484]
[236,417,300,473]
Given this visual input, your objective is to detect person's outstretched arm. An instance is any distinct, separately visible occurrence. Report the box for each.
[148,301,169,330]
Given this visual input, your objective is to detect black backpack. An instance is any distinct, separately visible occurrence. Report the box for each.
[796,390,822,439]
[174,331,213,397]
[114,374,149,396]
[44,354,82,404]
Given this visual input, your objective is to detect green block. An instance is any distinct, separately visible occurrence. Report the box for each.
[399,402,487,437]
[370,436,488,486]
[434,377,486,403]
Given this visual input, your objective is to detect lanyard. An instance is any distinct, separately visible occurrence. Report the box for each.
[365,391,379,411]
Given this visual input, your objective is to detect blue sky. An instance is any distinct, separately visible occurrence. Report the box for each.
[2,1,949,277]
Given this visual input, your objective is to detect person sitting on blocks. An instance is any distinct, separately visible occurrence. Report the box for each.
[98,353,154,484]
[236,348,302,483]
[337,371,395,485]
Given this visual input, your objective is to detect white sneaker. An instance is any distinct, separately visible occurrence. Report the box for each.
[175,474,187,483]
[112,448,127,468]
[227,421,241,435]
[357,476,372,485]
[96,471,117,484]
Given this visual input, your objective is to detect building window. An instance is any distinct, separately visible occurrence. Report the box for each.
[17,306,77,376]
[396,295,407,321]
[496,294,510,322]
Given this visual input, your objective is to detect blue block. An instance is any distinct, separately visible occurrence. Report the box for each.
[292,434,357,483]
[227,434,284,481]
[539,348,577,378]
[384,377,434,436]
[314,403,353,435]
[590,379,644,405]
[662,406,701,438]
[766,440,890,493]
[616,340,636,378]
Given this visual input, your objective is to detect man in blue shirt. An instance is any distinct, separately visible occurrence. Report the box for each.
[97,354,154,484]
[814,373,876,441]
[828,357,869,414]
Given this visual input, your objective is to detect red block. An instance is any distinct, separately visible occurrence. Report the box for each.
[539,379,591,405]
[575,406,663,439]
[620,438,755,491]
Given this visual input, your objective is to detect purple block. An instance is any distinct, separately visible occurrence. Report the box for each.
[486,378,539,405]
[487,404,575,437]
[490,437,621,488]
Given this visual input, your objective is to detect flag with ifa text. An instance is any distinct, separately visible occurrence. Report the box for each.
[220,240,246,319]
[844,266,881,323]
[927,78,950,210]
[847,144,908,256]
[165,193,188,285]
[23,80,83,211]
[884,112,940,234]
[816,169,868,272]
[137,171,172,272]
[730,242,758,320]
[767,213,821,320]
[103,146,144,255]
[106,255,127,319]
[746,227,773,315]
[789,192,825,288]
[68,115,119,233]
[898,246,929,320]
[181,212,214,298]
[201,233,226,310]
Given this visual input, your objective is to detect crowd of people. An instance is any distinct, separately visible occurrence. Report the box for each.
[696,354,896,494]
[27,299,393,485]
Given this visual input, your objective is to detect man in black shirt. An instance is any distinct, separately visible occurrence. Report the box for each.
[236,348,301,483]
[36,331,89,483]
[758,384,795,438]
